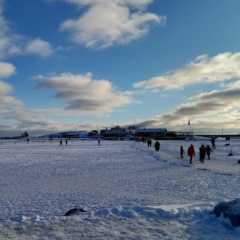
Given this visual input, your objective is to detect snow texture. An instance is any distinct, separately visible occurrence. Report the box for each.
[0,139,239,239]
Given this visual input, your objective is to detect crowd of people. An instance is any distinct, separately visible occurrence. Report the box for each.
[146,139,160,152]
[59,137,216,165]
[59,139,68,146]
[184,144,213,164]
[143,137,216,165]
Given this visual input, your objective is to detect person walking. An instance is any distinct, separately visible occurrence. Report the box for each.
[187,144,195,165]
[65,139,68,146]
[60,139,63,146]
[180,145,184,159]
[155,141,160,152]
[98,138,101,146]
[199,145,206,163]
[147,139,152,148]
[211,138,216,149]
[206,145,212,160]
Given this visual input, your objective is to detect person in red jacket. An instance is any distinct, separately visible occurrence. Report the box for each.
[187,144,195,165]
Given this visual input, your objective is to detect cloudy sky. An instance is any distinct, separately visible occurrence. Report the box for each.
[0,0,240,135]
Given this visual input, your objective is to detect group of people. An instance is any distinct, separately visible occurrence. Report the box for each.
[60,139,68,146]
[145,138,214,164]
[146,138,160,152]
[180,144,212,164]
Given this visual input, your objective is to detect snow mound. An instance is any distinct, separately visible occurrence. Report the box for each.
[0,204,239,240]
[93,203,213,220]
[214,199,240,227]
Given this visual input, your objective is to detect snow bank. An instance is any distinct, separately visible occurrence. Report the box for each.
[0,204,239,240]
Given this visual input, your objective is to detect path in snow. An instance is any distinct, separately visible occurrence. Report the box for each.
[150,139,240,175]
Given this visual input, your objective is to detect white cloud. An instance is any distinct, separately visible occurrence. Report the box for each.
[0,1,54,59]
[0,61,51,133]
[135,81,240,132]
[0,63,110,134]
[0,82,23,117]
[25,38,54,57]
[38,72,132,113]
[58,0,154,6]
[0,62,22,117]
[57,0,164,48]
[134,52,240,90]
[0,62,15,78]
[0,81,12,97]
[0,0,21,59]
[0,80,82,134]
[133,51,240,132]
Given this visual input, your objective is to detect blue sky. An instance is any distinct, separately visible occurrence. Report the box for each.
[0,0,240,135]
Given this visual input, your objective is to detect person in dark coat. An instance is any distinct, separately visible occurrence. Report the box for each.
[154,141,160,152]
[211,138,216,149]
[65,139,68,145]
[180,146,184,159]
[199,145,206,163]
[206,145,212,160]
[187,144,195,164]
[60,139,63,145]
[147,139,152,148]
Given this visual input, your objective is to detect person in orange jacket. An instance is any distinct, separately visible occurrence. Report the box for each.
[187,144,195,165]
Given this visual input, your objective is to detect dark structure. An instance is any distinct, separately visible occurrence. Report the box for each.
[40,131,88,140]
[64,208,87,216]
[88,130,99,139]
[100,126,128,140]
[214,199,240,227]
[135,128,167,140]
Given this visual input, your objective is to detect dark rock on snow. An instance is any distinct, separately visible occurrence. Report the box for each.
[214,199,240,227]
[64,208,87,216]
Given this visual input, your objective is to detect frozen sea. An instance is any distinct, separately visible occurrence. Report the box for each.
[0,139,239,239]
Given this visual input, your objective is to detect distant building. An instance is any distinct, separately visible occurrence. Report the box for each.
[66,131,88,139]
[165,131,186,140]
[101,126,128,140]
[41,131,88,139]
[135,128,167,139]
[88,130,99,138]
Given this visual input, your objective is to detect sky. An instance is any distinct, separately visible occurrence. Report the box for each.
[0,0,240,135]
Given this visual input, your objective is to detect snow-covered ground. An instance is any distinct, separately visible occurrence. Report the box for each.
[0,139,239,239]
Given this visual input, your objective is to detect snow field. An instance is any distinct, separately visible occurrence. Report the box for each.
[0,139,239,239]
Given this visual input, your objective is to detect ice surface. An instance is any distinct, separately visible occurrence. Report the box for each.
[0,139,239,239]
